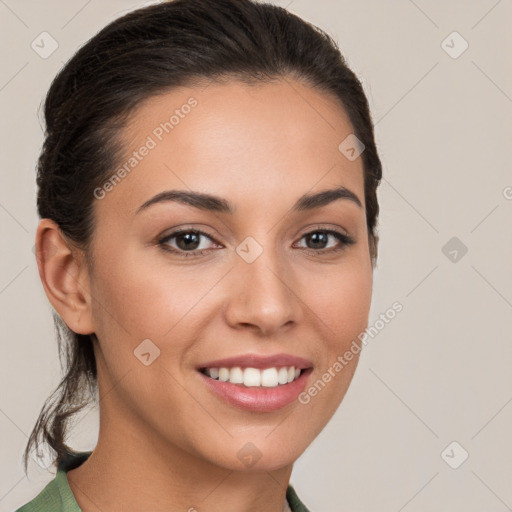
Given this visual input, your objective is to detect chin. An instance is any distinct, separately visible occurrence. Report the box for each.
[204,432,309,472]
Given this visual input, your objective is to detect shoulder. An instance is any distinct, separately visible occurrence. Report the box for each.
[15,451,91,512]
[14,476,64,512]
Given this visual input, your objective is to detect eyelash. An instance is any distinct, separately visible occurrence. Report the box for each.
[157,227,355,258]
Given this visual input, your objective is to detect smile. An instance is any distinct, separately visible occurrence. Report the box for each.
[196,353,313,411]
[200,366,302,387]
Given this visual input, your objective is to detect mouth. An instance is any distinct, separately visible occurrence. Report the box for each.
[199,365,309,387]
[196,354,314,412]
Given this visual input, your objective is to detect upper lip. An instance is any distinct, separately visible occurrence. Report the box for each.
[197,353,313,370]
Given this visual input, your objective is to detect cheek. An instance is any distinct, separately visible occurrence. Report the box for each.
[90,249,198,339]
[305,256,373,344]
[88,253,200,416]
[299,262,371,428]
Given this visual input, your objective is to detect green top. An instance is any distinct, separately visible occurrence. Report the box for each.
[15,451,311,512]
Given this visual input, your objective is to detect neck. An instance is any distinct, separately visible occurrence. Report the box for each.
[67,405,293,512]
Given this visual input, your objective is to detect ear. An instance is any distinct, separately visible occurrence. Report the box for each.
[35,218,95,335]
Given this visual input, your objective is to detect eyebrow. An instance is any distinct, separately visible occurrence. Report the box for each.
[135,185,362,215]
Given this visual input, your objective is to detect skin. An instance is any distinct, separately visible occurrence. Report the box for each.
[36,78,374,512]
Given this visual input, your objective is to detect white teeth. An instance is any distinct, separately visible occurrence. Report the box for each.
[278,367,289,384]
[218,367,230,382]
[205,366,303,387]
[244,367,261,386]
[229,367,244,384]
[261,368,278,387]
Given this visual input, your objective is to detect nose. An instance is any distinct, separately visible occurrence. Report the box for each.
[223,244,303,337]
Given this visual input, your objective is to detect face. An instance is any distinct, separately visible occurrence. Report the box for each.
[84,78,373,471]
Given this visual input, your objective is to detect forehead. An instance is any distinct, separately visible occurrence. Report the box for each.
[96,78,365,219]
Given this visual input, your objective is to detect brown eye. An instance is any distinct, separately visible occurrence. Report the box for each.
[173,232,201,251]
[158,229,220,257]
[304,231,330,250]
[295,229,355,254]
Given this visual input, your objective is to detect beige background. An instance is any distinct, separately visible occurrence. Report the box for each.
[1,0,511,511]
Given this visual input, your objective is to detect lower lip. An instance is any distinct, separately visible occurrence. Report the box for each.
[198,369,313,412]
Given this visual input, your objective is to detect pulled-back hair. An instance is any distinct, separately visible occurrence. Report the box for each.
[25,0,382,473]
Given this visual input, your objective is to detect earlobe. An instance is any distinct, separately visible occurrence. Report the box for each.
[35,218,95,335]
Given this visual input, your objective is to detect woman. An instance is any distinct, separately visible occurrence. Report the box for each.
[16,0,382,510]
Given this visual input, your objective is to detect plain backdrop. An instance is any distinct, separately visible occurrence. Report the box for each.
[1,1,511,511]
